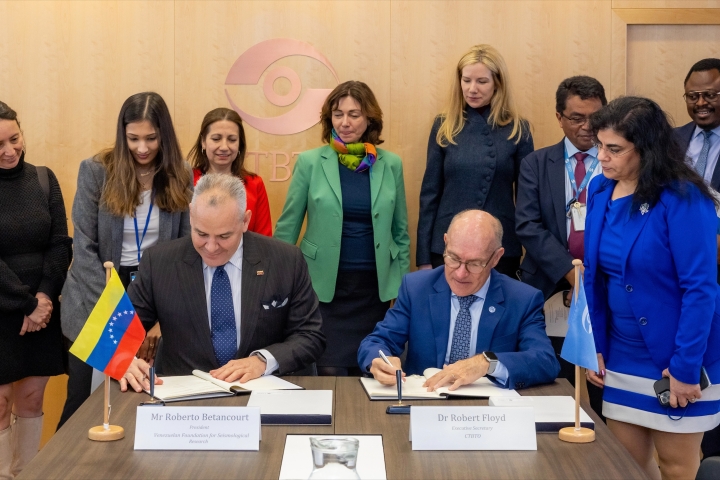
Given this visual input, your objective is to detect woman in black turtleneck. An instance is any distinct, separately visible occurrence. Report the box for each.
[417,45,533,278]
[0,101,72,476]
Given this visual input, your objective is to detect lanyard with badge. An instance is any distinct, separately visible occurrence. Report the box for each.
[564,147,598,232]
[131,190,155,281]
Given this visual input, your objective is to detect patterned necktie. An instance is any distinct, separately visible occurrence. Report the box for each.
[210,265,237,367]
[568,152,588,260]
[449,295,478,364]
[695,130,713,178]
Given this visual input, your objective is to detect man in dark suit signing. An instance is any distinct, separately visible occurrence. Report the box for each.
[515,76,606,417]
[120,174,325,392]
[358,210,559,391]
[675,58,720,460]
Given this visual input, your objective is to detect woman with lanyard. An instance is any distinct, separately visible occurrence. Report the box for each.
[275,80,410,376]
[58,92,192,428]
[417,44,533,277]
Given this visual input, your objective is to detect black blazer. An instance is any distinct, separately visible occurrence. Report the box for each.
[675,121,720,190]
[515,140,574,299]
[127,232,326,376]
[417,108,534,264]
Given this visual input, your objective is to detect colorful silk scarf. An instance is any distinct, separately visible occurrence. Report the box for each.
[329,129,377,172]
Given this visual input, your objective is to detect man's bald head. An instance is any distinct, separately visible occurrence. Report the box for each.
[447,210,503,253]
[442,210,505,296]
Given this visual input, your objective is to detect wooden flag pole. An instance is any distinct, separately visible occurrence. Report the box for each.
[88,261,125,441]
[558,259,595,444]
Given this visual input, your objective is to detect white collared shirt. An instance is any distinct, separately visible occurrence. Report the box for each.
[444,275,508,384]
[201,238,277,375]
[563,137,602,240]
[687,125,720,183]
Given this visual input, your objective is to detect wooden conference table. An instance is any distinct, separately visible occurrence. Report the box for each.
[19,377,648,480]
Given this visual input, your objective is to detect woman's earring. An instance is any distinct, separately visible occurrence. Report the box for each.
[202,148,206,156]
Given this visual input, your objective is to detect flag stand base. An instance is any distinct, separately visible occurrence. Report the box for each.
[559,426,595,443]
[88,425,124,441]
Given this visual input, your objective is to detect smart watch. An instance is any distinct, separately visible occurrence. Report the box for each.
[482,351,498,375]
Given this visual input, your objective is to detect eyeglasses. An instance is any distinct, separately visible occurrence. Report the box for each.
[560,113,591,126]
[443,248,499,274]
[594,143,635,159]
[683,90,719,104]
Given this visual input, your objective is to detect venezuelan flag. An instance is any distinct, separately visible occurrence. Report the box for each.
[70,269,146,380]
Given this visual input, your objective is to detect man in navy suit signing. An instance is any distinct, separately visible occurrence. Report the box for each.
[357,210,559,391]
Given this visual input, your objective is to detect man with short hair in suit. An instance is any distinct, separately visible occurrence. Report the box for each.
[676,58,720,460]
[515,76,606,416]
[120,174,325,392]
[357,210,559,391]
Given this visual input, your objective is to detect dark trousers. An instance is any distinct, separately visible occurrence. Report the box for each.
[430,253,521,280]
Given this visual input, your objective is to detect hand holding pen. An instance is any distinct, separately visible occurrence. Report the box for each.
[369,349,406,386]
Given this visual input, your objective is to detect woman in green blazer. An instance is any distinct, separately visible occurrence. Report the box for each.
[275,81,410,376]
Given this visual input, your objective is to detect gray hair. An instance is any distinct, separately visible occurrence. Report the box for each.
[448,209,503,249]
[192,173,247,216]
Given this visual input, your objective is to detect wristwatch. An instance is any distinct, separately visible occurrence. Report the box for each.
[252,352,267,364]
[482,351,498,375]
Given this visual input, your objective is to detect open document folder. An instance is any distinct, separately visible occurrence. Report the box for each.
[144,369,302,402]
[360,368,520,400]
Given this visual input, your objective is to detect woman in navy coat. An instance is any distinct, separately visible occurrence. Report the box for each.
[585,97,720,480]
[417,44,533,277]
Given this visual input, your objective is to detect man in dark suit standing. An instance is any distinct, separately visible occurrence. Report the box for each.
[676,58,720,460]
[515,76,606,416]
[120,174,325,392]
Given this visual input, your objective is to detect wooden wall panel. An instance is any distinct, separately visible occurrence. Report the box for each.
[0,0,175,234]
[614,0,720,7]
[627,24,720,128]
[173,0,392,228]
[390,0,613,265]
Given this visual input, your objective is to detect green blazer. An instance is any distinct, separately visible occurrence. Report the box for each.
[274,145,410,303]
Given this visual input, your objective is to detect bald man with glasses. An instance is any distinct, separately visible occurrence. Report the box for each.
[357,210,559,391]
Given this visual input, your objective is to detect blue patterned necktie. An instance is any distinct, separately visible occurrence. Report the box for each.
[449,295,478,364]
[695,130,713,178]
[210,265,237,366]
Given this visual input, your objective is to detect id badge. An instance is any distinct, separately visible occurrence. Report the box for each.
[571,204,586,231]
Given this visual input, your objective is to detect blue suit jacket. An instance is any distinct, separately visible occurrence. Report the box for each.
[584,176,720,384]
[357,268,560,390]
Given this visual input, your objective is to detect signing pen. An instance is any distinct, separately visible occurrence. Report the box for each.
[379,350,405,383]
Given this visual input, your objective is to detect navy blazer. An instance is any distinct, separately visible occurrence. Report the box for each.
[516,140,574,298]
[357,268,559,390]
[417,109,534,264]
[674,121,720,191]
[584,176,720,384]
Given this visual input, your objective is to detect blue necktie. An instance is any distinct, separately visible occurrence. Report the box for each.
[449,295,478,364]
[210,265,237,367]
[695,130,713,178]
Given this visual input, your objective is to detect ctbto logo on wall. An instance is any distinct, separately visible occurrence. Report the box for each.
[224,38,339,135]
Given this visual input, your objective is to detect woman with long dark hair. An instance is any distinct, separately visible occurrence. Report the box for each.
[188,108,271,235]
[585,96,720,480]
[58,92,192,427]
[0,101,72,477]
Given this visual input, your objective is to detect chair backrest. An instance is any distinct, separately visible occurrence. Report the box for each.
[697,456,720,480]
[287,362,317,376]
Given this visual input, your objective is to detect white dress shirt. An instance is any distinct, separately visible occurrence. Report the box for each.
[444,275,509,384]
[202,238,278,375]
[563,137,602,240]
[687,125,720,183]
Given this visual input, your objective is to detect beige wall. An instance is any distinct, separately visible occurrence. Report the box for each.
[2,0,718,444]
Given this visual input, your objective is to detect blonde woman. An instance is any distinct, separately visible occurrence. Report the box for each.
[417,45,533,278]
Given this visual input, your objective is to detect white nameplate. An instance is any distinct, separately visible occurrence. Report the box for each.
[134,406,261,450]
[409,406,537,450]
